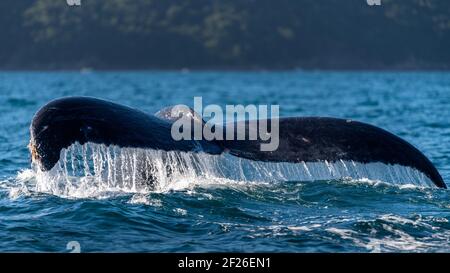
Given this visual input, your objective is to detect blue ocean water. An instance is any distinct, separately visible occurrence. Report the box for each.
[1,71,450,252]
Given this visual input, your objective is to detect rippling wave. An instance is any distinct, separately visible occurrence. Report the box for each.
[3,169,450,252]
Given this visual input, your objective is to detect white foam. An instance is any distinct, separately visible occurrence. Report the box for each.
[325,226,434,252]
[25,142,435,198]
[128,194,162,206]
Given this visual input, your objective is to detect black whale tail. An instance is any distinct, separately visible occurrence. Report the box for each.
[30,97,446,188]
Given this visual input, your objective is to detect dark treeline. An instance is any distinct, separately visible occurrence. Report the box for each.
[0,0,449,70]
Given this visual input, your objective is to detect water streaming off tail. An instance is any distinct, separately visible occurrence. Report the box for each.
[32,142,434,197]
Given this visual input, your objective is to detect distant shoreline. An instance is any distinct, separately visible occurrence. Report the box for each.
[0,67,449,72]
[1,62,450,72]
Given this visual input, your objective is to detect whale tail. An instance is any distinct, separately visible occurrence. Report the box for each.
[29,97,446,188]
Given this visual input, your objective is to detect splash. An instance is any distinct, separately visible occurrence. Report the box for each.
[22,142,435,198]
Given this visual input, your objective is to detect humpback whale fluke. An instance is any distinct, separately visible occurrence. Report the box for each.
[29,97,446,188]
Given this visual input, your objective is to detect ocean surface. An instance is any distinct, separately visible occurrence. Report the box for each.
[1,71,450,252]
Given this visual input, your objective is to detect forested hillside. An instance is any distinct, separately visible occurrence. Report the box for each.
[0,0,449,69]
